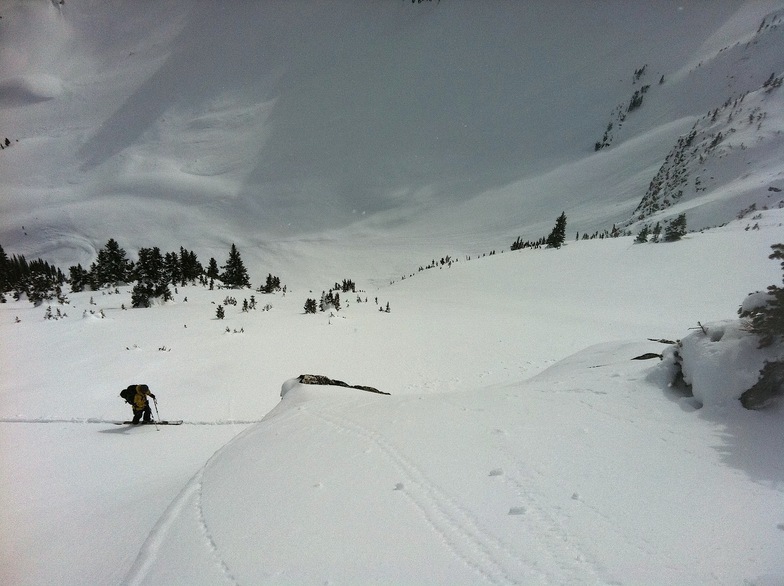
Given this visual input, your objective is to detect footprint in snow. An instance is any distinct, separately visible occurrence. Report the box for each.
[508,506,527,516]
[489,468,504,477]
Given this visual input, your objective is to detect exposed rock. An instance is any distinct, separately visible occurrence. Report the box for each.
[297,374,389,395]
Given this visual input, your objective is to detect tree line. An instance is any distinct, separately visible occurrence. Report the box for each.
[0,245,67,305]
[0,239,269,308]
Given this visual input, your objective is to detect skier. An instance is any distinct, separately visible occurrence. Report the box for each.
[125,384,156,424]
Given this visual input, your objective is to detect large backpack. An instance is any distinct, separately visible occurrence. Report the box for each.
[119,385,137,405]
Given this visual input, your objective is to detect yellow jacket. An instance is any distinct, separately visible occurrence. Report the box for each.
[133,385,154,410]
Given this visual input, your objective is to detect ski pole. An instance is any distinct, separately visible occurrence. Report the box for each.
[152,397,160,430]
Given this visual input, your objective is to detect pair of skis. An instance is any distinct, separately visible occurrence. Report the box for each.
[116,396,182,426]
[114,420,183,426]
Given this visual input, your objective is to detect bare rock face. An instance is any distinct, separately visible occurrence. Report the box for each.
[297,374,389,395]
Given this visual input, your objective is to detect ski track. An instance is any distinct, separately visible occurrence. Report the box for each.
[308,405,546,585]
[121,470,204,586]
[495,446,616,586]
[121,467,239,586]
[120,425,264,586]
[195,471,241,586]
[0,417,262,425]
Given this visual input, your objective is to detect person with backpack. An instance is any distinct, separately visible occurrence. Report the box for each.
[120,384,156,424]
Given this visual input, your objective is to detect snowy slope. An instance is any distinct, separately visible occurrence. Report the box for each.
[2,211,784,585]
[2,1,784,585]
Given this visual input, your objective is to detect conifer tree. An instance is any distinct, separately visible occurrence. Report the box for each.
[221,244,250,288]
[663,213,687,242]
[304,298,317,314]
[135,247,164,284]
[131,282,151,308]
[2,252,66,303]
[206,257,220,280]
[68,264,89,292]
[545,212,568,249]
[261,273,281,293]
[179,247,203,284]
[133,247,171,305]
[216,305,225,319]
[740,244,784,347]
[651,222,662,243]
[91,239,134,287]
[163,251,181,285]
[634,225,650,244]
[0,244,9,292]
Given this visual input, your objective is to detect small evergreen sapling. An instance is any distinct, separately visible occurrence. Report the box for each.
[131,282,151,308]
[634,225,650,243]
[651,222,662,243]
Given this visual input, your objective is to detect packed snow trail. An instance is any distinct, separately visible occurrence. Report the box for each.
[0,417,265,425]
[121,422,264,586]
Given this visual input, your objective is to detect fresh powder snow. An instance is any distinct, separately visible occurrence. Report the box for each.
[1,1,784,585]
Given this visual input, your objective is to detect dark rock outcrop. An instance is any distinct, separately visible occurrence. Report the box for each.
[297,374,390,395]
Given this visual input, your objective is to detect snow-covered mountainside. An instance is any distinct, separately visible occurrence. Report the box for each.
[1,0,783,281]
[2,1,784,585]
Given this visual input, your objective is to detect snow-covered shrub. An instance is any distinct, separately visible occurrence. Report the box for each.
[679,321,781,406]
[657,243,784,409]
[657,318,783,409]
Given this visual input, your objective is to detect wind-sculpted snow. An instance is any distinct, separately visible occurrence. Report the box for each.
[128,345,784,584]
[2,0,778,273]
[0,74,63,107]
